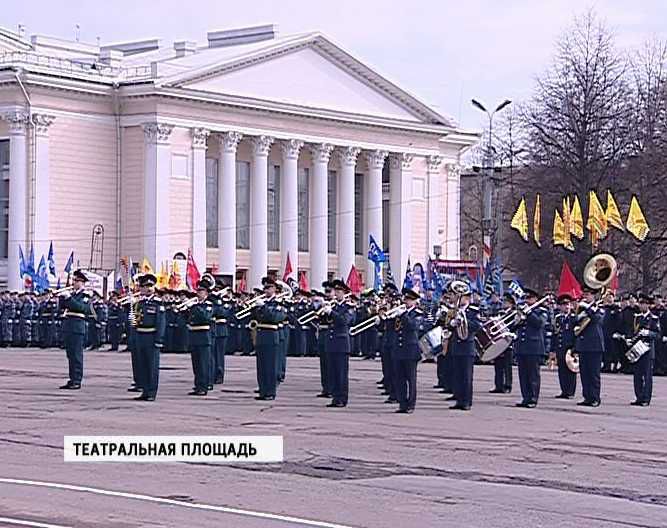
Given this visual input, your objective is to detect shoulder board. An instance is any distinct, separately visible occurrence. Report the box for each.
[414,308,424,315]
[467,305,480,312]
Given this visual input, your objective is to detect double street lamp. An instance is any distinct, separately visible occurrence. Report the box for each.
[471,98,512,263]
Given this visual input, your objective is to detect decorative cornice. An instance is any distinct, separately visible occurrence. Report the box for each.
[365,149,388,171]
[389,152,413,170]
[251,135,274,156]
[309,143,335,164]
[142,122,174,144]
[280,139,304,160]
[426,155,444,172]
[32,113,56,136]
[217,131,243,154]
[336,146,361,167]
[191,127,210,149]
[2,110,29,134]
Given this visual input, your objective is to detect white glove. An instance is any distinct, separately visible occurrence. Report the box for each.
[612,332,623,340]
[254,298,265,308]
[639,329,650,337]
[395,305,408,317]
[322,304,333,315]
[662,336,667,343]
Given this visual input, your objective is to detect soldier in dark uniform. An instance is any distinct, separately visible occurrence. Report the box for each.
[514,288,548,408]
[360,290,379,360]
[381,284,400,403]
[212,282,233,385]
[550,294,577,398]
[601,291,622,373]
[187,275,215,396]
[574,285,605,407]
[172,291,189,353]
[323,279,355,408]
[653,294,667,376]
[489,292,513,393]
[133,274,166,401]
[630,293,659,406]
[253,277,287,401]
[447,287,481,410]
[393,287,425,413]
[19,293,33,347]
[619,293,639,374]
[59,270,92,389]
[315,283,334,398]
[107,292,123,351]
[292,289,311,357]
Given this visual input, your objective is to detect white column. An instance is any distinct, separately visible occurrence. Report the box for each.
[32,114,55,261]
[142,122,174,268]
[336,146,360,279]
[191,127,209,270]
[389,153,413,284]
[4,111,28,290]
[426,155,443,257]
[445,162,461,259]
[217,131,243,280]
[249,135,274,288]
[364,149,387,282]
[309,143,334,287]
[280,139,303,281]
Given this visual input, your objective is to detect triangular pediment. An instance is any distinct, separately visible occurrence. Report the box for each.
[166,36,452,126]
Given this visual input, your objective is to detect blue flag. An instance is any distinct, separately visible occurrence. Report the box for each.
[18,244,27,279]
[115,275,123,292]
[36,255,49,293]
[508,279,525,300]
[64,251,74,274]
[483,258,503,299]
[47,241,56,276]
[433,271,445,302]
[27,244,35,278]
[368,235,387,263]
[403,258,413,289]
[373,262,383,291]
[385,261,396,286]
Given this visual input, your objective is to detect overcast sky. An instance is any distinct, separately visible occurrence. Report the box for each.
[4,0,667,131]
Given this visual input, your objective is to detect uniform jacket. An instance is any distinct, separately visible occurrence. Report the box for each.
[514,307,548,356]
[188,299,213,347]
[551,312,576,354]
[631,311,660,360]
[253,297,286,347]
[327,300,355,355]
[394,306,425,361]
[61,290,92,335]
[136,295,167,346]
[574,304,605,354]
[449,304,482,357]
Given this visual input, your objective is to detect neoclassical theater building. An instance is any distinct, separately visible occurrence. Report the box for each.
[0,24,476,290]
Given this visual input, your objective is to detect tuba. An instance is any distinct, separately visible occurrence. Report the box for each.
[565,349,580,373]
[574,253,617,336]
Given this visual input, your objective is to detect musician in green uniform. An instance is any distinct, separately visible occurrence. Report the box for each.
[59,270,92,389]
[187,274,215,396]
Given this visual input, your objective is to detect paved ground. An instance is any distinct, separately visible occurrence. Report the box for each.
[0,348,666,528]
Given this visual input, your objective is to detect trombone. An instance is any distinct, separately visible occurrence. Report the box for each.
[235,280,293,319]
[349,302,407,336]
[297,293,352,325]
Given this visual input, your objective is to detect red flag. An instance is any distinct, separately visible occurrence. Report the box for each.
[237,271,247,294]
[298,270,309,292]
[558,260,582,299]
[185,248,201,290]
[610,270,619,293]
[283,252,293,282]
[346,265,362,295]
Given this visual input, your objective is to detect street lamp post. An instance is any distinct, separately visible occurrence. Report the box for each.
[471,98,511,265]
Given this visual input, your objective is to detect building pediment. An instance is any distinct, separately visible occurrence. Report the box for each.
[162,34,454,127]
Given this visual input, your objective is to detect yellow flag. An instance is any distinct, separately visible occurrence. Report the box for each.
[157,261,169,288]
[533,194,542,247]
[570,195,584,239]
[606,190,624,231]
[626,195,650,241]
[141,257,154,275]
[587,190,608,240]
[561,196,575,250]
[511,197,529,242]
[553,210,566,247]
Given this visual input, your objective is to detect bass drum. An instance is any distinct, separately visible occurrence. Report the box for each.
[419,326,443,361]
[476,332,514,362]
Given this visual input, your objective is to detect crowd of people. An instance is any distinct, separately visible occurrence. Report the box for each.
[7,268,663,412]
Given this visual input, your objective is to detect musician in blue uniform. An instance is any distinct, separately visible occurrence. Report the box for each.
[252,277,287,401]
[574,285,605,407]
[448,287,481,411]
[134,273,166,401]
[107,292,123,351]
[514,288,548,408]
[315,282,334,398]
[323,279,355,408]
[59,270,92,390]
[393,287,425,413]
[187,274,215,396]
[550,294,577,398]
[489,293,513,394]
[631,293,660,406]
[212,282,234,385]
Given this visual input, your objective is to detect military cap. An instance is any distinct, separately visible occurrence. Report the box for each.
[72,269,88,283]
[402,287,420,300]
[136,273,157,287]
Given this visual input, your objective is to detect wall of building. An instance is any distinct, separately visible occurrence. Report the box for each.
[120,126,144,260]
[168,126,193,261]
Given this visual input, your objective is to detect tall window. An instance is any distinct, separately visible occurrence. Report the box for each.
[298,168,309,251]
[0,140,9,259]
[382,198,390,252]
[354,173,363,255]
[236,161,250,249]
[205,158,218,248]
[328,170,337,254]
[268,165,280,251]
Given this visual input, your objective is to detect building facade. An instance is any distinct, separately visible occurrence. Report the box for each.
[0,24,476,290]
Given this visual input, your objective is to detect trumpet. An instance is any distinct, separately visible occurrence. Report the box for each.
[297,302,332,325]
[52,286,74,296]
[235,280,293,319]
[349,302,407,336]
[119,294,146,305]
[173,297,199,312]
